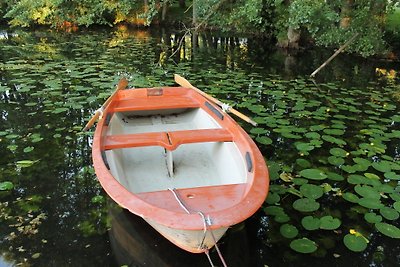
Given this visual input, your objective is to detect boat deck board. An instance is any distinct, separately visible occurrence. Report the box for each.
[136,184,247,214]
[103,128,233,150]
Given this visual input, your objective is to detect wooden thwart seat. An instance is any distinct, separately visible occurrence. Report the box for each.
[103,128,233,151]
[111,97,200,112]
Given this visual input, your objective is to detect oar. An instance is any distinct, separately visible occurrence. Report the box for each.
[82,77,129,131]
[174,74,258,126]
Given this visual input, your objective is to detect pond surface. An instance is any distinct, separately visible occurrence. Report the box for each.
[0,27,400,267]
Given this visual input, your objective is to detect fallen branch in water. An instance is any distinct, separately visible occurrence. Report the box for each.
[310,33,359,78]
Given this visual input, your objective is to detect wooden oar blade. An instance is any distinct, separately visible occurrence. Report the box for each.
[174,74,194,89]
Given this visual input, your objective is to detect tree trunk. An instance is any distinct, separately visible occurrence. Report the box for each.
[287,26,300,48]
[340,0,353,28]
[161,1,168,21]
[192,0,198,26]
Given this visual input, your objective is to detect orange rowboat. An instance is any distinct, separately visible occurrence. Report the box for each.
[92,79,269,253]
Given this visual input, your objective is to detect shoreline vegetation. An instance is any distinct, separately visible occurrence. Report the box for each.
[0,0,400,59]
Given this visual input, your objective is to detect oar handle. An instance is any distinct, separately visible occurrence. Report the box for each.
[174,74,257,126]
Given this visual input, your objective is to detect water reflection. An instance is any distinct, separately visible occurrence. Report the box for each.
[108,201,252,267]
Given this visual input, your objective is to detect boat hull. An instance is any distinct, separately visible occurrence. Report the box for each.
[92,85,269,253]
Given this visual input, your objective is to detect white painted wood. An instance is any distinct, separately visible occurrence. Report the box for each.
[106,107,247,194]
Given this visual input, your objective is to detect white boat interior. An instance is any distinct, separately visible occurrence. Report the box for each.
[105,108,247,194]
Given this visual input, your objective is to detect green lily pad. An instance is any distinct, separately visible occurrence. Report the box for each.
[305,132,320,139]
[364,212,382,223]
[375,222,400,238]
[358,198,384,209]
[354,185,380,199]
[295,142,314,151]
[394,202,400,212]
[250,127,268,135]
[16,160,39,168]
[384,172,400,180]
[280,224,299,239]
[329,148,348,157]
[319,216,341,230]
[379,207,399,220]
[343,234,368,252]
[264,206,285,216]
[23,146,34,153]
[328,156,345,166]
[301,216,320,230]
[296,158,311,168]
[372,161,392,173]
[91,195,105,204]
[265,192,281,204]
[290,238,318,253]
[300,184,323,199]
[293,198,320,212]
[342,192,360,203]
[255,136,273,145]
[299,169,327,180]
[0,181,14,191]
[326,172,344,181]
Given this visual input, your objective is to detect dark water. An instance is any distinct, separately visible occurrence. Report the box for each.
[0,27,399,267]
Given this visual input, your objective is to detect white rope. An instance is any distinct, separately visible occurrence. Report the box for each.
[167,188,228,267]
[221,103,231,113]
[95,108,104,119]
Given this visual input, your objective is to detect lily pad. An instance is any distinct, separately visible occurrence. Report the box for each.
[255,136,273,145]
[375,222,400,238]
[290,238,318,253]
[301,216,320,230]
[280,224,299,239]
[319,216,341,230]
[343,234,368,252]
[0,181,14,191]
[364,212,382,223]
[299,169,327,180]
[293,198,320,212]
[379,207,399,221]
[328,156,345,166]
[300,184,323,199]
[329,148,348,157]
[358,198,384,209]
[354,185,380,199]
[342,192,360,203]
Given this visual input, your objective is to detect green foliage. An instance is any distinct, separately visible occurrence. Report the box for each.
[285,0,399,56]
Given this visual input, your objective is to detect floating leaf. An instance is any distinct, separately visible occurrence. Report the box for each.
[280,224,299,239]
[329,148,348,157]
[296,158,311,168]
[31,253,41,259]
[256,136,273,145]
[290,238,318,253]
[319,216,341,230]
[342,192,360,203]
[372,161,392,173]
[328,156,345,166]
[354,185,380,199]
[265,192,280,205]
[300,184,323,199]
[0,181,14,191]
[91,195,105,204]
[299,169,327,180]
[16,160,38,168]
[23,146,34,153]
[364,212,382,223]
[293,198,320,212]
[301,216,320,230]
[326,172,344,181]
[343,234,368,252]
[384,172,400,180]
[379,207,399,221]
[375,222,400,238]
[394,202,400,212]
[358,198,384,209]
